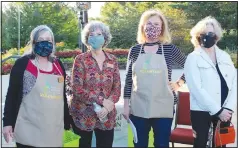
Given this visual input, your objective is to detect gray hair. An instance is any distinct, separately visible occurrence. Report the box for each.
[26,25,56,60]
[81,21,112,49]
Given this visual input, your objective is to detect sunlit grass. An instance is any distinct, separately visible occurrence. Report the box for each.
[62,125,155,147]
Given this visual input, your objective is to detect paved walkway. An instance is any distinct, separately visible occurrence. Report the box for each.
[1,70,237,147]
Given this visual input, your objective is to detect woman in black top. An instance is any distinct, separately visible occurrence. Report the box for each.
[123,10,187,147]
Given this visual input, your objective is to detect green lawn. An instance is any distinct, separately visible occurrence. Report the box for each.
[128,125,155,147]
[63,130,79,147]
[63,126,155,147]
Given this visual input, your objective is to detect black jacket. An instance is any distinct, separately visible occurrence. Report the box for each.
[3,54,72,130]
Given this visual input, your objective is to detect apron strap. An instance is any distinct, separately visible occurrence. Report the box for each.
[137,44,144,59]
[53,63,63,76]
[161,44,164,55]
[34,59,40,74]
[139,44,144,54]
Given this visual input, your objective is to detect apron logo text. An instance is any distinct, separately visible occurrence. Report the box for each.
[40,93,61,99]
[140,69,162,73]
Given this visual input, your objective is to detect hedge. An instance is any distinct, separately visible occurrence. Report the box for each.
[1,49,129,75]
[54,49,129,58]
[2,49,237,75]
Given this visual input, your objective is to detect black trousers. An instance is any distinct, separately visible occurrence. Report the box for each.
[191,111,230,148]
[16,142,62,148]
[72,124,114,148]
[16,143,35,148]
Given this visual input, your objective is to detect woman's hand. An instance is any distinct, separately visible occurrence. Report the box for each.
[102,99,114,112]
[218,109,232,122]
[3,126,13,143]
[168,81,180,92]
[97,107,109,119]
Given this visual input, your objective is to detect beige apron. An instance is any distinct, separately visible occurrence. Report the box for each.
[130,44,174,118]
[14,60,64,147]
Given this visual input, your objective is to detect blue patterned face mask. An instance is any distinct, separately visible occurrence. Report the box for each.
[88,35,105,50]
[34,41,53,57]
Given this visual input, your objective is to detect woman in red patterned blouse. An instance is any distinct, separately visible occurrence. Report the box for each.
[70,21,121,147]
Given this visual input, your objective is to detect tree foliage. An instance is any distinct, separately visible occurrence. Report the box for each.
[99,2,193,53]
[2,2,237,53]
[2,2,79,50]
[170,2,237,50]
[98,2,237,53]
[171,2,237,30]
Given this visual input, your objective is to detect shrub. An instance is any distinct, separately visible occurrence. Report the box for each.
[54,49,129,59]
[231,55,237,68]
[117,57,127,63]
[56,42,66,51]
[55,50,82,58]
[60,58,74,63]
[2,48,18,60]
[218,29,237,51]
[105,49,129,56]
[2,63,13,75]
[56,42,65,47]
[224,47,237,68]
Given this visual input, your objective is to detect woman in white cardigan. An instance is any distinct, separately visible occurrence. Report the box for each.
[184,16,237,148]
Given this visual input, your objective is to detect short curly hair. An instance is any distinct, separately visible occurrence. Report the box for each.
[81,21,112,49]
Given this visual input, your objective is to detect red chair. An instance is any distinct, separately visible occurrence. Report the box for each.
[170,91,194,147]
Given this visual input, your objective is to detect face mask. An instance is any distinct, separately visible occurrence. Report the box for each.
[145,24,162,40]
[34,41,53,57]
[199,32,217,48]
[88,35,105,50]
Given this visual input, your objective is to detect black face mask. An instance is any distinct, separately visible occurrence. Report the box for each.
[199,32,217,48]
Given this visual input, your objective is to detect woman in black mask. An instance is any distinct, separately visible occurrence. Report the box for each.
[2,25,72,147]
[184,16,237,147]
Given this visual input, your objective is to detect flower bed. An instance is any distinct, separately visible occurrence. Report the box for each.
[55,49,129,59]
[2,63,14,75]
[2,47,236,75]
[104,49,129,57]
[1,49,129,75]
[55,50,82,58]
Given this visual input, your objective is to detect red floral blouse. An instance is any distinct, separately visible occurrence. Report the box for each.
[70,51,121,131]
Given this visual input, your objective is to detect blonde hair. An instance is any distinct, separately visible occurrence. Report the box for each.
[137,9,171,44]
[190,16,223,47]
